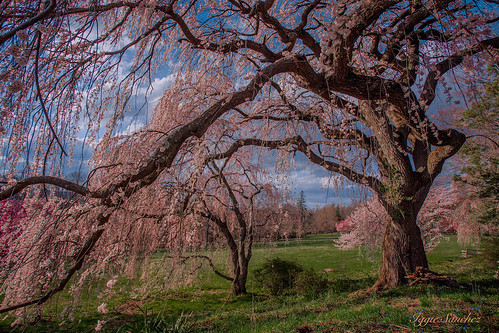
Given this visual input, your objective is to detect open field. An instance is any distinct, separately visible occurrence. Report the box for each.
[1,234,498,332]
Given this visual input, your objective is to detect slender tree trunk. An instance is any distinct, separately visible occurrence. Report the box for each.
[373,199,428,290]
[229,248,249,295]
[231,270,247,295]
[230,261,248,295]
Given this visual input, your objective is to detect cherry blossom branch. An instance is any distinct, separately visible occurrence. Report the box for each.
[0,58,302,314]
[98,56,307,203]
[0,213,110,314]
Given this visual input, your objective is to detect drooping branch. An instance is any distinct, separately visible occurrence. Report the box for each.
[98,56,307,204]
[0,55,298,310]
[34,30,67,156]
[170,254,234,282]
[0,212,110,314]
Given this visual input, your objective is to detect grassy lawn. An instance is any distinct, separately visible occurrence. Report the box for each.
[1,234,497,332]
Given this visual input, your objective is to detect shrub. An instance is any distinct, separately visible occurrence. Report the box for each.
[478,235,499,270]
[293,269,329,295]
[254,257,304,295]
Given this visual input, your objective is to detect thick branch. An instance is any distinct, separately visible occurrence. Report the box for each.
[0,176,98,200]
[426,129,466,180]
[330,0,401,78]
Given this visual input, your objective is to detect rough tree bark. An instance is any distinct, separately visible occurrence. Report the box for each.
[375,196,430,289]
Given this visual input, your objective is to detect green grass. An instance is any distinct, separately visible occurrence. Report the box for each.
[1,234,498,332]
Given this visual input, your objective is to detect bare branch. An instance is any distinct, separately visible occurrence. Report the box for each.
[169,254,234,282]
[35,31,67,156]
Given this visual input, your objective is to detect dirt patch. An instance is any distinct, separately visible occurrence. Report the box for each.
[388,298,421,312]
[114,299,146,315]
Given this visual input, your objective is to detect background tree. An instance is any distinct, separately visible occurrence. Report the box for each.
[0,0,498,316]
[182,159,274,296]
[455,66,499,267]
[297,190,307,237]
[309,204,344,234]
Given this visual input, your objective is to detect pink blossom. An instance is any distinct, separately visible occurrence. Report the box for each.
[0,71,10,82]
[6,45,21,57]
[95,320,106,331]
[37,24,50,34]
[7,79,24,93]
[106,278,117,289]
[336,218,353,232]
[97,303,108,314]
[16,30,29,41]
[15,56,28,66]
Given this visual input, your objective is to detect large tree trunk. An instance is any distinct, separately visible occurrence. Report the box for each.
[373,213,428,290]
[373,195,429,290]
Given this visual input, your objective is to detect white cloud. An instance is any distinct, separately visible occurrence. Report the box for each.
[117,122,146,136]
[138,74,175,109]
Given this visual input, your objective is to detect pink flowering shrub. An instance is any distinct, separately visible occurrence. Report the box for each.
[0,200,25,258]
[335,218,353,233]
[335,198,387,255]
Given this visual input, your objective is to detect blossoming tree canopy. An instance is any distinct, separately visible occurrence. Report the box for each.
[0,0,498,314]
